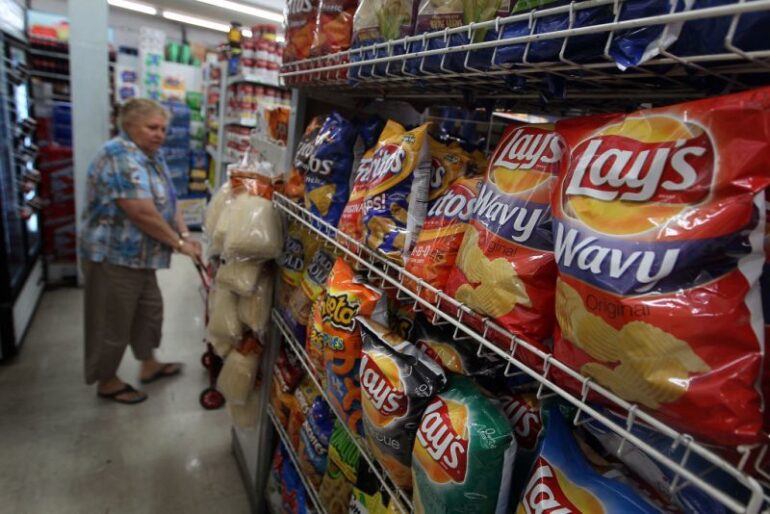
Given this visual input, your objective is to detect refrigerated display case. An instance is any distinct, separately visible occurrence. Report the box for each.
[0,16,44,361]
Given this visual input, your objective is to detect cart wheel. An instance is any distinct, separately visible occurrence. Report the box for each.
[201,351,214,369]
[200,387,225,410]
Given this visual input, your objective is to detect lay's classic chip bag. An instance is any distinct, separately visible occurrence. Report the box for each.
[445,123,564,357]
[517,401,659,514]
[305,112,359,228]
[406,175,482,302]
[412,375,516,514]
[339,120,405,244]
[552,88,770,445]
[362,122,432,264]
[322,258,388,435]
[359,317,447,490]
[286,116,325,202]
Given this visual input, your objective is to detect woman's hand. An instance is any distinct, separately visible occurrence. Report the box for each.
[179,239,203,264]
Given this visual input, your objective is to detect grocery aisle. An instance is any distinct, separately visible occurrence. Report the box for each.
[0,254,250,514]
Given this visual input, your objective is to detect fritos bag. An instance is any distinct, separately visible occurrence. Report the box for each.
[311,0,358,57]
[406,175,482,301]
[359,317,447,490]
[516,402,658,514]
[552,88,770,445]
[412,375,516,514]
[322,258,387,435]
[444,123,564,354]
[286,116,325,202]
[339,120,404,244]
[362,122,432,264]
[305,112,359,228]
[284,0,320,63]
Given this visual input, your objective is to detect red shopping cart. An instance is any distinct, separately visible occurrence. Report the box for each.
[194,260,226,410]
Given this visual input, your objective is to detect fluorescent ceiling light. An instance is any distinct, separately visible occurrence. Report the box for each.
[162,10,230,32]
[108,0,158,15]
[192,0,283,23]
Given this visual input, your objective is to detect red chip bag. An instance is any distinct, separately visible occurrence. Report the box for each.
[406,175,482,303]
[284,0,319,63]
[311,0,358,57]
[552,88,770,445]
[445,123,564,360]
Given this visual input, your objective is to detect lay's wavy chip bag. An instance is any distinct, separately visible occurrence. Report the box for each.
[362,122,432,264]
[445,123,564,359]
[305,112,359,228]
[552,88,770,445]
[406,175,482,302]
[323,258,388,435]
[359,317,447,490]
[517,401,659,514]
[412,375,516,514]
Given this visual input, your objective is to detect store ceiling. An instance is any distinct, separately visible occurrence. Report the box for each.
[146,0,284,26]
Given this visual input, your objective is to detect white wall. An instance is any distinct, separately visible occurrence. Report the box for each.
[30,0,225,48]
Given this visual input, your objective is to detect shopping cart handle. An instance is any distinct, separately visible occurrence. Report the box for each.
[194,260,212,290]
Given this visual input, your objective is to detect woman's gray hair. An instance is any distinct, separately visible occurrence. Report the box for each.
[118,98,170,132]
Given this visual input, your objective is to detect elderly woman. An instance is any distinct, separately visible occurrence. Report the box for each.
[79,98,202,404]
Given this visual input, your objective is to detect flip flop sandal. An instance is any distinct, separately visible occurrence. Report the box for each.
[140,363,183,384]
[98,384,148,405]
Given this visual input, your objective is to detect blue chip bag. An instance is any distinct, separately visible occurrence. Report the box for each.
[281,451,312,514]
[305,112,359,229]
[516,401,659,514]
[582,408,740,514]
[298,396,336,489]
[350,0,417,81]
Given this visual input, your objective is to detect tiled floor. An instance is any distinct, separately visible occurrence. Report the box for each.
[0,255,251,514]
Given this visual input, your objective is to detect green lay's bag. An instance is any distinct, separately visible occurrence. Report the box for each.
[412,375,517,514]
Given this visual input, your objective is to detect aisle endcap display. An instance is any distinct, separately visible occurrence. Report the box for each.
[271,308,413,514]
[279,0,770,101]
[271,191,766,514]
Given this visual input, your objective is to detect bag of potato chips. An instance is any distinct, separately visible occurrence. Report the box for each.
[359,317,447,490]
[362,122,432,264]
[552,88,770,445]
[286,116,325,202]
[516,401,658,514]
[284,0,320,63]
[406,174,482,302]
[305,112,359,228]
[311,0,358,57]
[444,123,564,357]
[323,258,388,435]
[412,374,516,514]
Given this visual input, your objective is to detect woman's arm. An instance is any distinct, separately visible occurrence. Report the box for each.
[117,198,201,261]
[174,207,189,236]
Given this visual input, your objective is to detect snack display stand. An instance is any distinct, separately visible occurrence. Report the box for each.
[209,2,770,513]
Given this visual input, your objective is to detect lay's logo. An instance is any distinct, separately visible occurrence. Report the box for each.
[358,144,406,185]
[321,293,359,332]
[360,352,408,425]
[493,126,564,174]
[500,394,541,451]
[519,458,605,514]
[415,397,469,483]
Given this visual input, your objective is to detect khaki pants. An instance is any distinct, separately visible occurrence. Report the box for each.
[83,260,163,384]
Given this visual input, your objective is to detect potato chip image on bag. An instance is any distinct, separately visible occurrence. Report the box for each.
[358,317,447,490]
[322,258,388,435]
[552,88,770,445]
[361,122,432,264]
[412,375,516,514]
[444,123,565,356]
[305,112,359,228]
[516,401,659,514]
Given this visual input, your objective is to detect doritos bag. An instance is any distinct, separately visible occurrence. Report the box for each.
[286,116,325,202]
[339,120,404,244]
[305,112,359,228]
[444,123,564,357]
[406,175,482,302]
[322,258,388,435]
[311,0,358,57]
[516,402,658,514]
[412,375,516,514]
[552,88,770,445]
[284,0,320,63]
[283,246,336,344]
[359,317,447,490]
[298,396,335,488]
[362,122,432,264]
